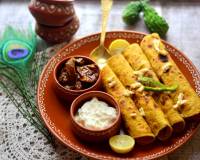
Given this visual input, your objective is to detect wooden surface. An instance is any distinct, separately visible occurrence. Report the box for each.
[0,0,200,159]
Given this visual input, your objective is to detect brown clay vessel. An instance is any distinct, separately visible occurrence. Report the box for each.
[36,16,79,44]
[53,55,101,103]
[29,0,75,26]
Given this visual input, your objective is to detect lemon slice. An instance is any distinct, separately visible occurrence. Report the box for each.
[108,39,130,55]
[109,135,135,154]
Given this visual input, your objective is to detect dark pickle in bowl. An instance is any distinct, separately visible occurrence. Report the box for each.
[53,55,101,103]
[57,57,99,90]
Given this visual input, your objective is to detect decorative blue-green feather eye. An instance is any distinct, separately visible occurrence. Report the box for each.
[0,25,36,73]
[7,48,29,60]
[2,40,32,61]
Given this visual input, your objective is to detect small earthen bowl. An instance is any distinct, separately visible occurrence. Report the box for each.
[53,55,101,104]
[70,91,121,143]
[29,0,75,26]
[36,15,79,44]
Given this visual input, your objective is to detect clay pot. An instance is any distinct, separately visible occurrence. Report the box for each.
[70,91,121,143]
[52,56,102,103]
[29,0,75,27]
[36,16,79,44]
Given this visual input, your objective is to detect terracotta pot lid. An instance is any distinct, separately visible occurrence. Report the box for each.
[39,0,74,5]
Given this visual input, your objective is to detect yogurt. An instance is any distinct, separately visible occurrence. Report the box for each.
[75,97,117,130]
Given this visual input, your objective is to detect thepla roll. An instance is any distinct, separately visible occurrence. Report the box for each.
[140,33,200,120]
[101,65,155,145]
[123,43,185,132]
[107,54,172,141]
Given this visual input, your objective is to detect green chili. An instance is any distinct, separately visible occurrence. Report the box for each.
[138,76,178,92]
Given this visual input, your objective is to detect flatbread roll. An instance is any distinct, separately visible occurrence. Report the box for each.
[140,33,200,120]
[101,65,155,145]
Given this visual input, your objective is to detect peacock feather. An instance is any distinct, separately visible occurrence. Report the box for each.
[0,26,53,143]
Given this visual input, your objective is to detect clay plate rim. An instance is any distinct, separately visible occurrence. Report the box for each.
[37,31,200,160]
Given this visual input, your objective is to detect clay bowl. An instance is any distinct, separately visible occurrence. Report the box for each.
[53,55,101,104]
[29,0,75,26]
[36,15,79,44]
[70,91,121,143]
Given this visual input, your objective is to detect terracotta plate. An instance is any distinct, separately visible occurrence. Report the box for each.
[37,31,200,160]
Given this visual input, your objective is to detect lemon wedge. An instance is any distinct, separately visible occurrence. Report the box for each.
[109,135,135,154]
[108,39,130,55]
